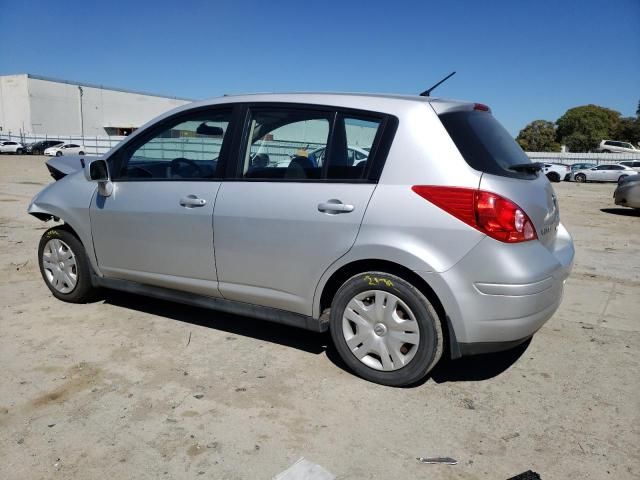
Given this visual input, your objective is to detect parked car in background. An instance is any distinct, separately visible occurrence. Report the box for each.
[618,160,640,172]
[44,143,85,156]
[565,163,597,181]
[0,141,24,154]
[613,174,640,209]
[542,163,570,182]
[573,164,636,184]
[26,140,64,155]
[597,140,639,154]
[28,93,574,386]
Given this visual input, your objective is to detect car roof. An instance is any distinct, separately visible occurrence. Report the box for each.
[184,92,475,114]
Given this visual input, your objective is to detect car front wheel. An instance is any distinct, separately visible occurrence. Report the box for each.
[329,271,443,387]
[618,175,628,185]
[38,227,96,303]
[55,151,63,156]
[575,173,587,183]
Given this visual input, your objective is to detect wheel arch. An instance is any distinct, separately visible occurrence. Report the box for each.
[317,258,457,358]
[28,201,101,276]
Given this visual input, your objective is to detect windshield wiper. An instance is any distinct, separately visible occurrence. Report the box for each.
[508,162,543,173]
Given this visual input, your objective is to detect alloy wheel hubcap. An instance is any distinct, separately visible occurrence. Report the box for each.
[342,290,420,371]
[42,238,77,294]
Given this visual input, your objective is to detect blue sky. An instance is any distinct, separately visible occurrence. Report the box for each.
[1,0,638,135]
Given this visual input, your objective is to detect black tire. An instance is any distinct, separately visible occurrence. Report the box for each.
[618,175,628,185]
[38,226,96,303]
[78,151,85,156]
[602,149,611,153]
[575,173,587,183]
[546,172,561,183]
[329,271,443,387]
[56,151,62,156]
[16,148,23,155]
[33,149,41,155]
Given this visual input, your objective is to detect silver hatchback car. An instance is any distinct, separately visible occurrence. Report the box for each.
[29,93,574,386]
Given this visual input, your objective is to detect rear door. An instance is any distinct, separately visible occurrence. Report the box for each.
[213,104,391,315]
[438,107,560,248]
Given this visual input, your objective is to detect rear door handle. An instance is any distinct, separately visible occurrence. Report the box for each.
[180,195,207,208]
[317,199,354,214]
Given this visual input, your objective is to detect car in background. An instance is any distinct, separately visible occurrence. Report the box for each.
[618,160,640,172]
[542,163,570,182]
[596,140,639,154]
[565,162,597,181]
[26,140,64,155]
[573,164,636,184]
[44,143,86,156]
[613,174,640,209]
[0,141,25,154]
[308,145,369,167]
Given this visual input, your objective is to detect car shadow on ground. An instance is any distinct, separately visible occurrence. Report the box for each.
[600,208,640,217]
[102,290,328,355]
[429,339,531,384]
[101,290,531,386]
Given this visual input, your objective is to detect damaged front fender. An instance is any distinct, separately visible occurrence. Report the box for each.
[28,171,102,276]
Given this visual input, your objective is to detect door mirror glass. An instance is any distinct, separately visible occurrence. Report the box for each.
[88,159,110,182]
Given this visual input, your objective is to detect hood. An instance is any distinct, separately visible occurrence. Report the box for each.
[46,155,99,180]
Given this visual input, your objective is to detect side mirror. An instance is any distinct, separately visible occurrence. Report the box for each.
[85,159,113,196]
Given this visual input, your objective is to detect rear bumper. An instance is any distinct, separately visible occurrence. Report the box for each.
[415,223,574,355]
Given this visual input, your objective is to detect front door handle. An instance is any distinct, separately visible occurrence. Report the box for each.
[180,195,207,208]
[317,199,355,214]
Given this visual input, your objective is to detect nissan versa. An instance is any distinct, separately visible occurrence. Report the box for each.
[28,93,574,386]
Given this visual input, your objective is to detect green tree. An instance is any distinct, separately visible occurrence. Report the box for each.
[614,117,640,146]
[556,105,621,152]
[516,120,561,152]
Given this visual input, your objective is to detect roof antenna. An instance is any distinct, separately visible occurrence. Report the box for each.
[420,71,456,97]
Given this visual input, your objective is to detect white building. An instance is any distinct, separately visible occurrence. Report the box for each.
[0,73,192,137]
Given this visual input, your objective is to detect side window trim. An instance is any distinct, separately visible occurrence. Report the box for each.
[108,104,239,182]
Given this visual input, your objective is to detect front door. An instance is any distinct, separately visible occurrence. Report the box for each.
[214,106,386,316]
[91,108,234,297]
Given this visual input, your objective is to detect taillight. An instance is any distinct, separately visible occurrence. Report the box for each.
[473,103,491,112]
[411,186,537,243]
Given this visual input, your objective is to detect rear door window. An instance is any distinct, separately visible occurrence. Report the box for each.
[439,110,536,179]
[241,109,332,180]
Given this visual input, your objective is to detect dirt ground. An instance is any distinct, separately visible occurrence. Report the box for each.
[1,155,638,479]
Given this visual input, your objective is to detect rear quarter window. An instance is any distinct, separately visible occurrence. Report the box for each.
[439,110,536,179]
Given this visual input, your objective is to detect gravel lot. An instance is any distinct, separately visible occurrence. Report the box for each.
[1,155,638,479]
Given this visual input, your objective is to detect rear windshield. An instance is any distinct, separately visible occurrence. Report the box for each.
[439,110,536,179]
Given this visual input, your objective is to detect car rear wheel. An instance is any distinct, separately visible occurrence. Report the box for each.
[546,172,560,182]
[329,271,443,387]
[78,151,85,155]
[38,227,96,303]
[575,173,587,183]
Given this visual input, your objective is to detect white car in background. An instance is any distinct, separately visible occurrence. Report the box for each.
[597,140,639,154]
[0,141,25,154]
[618,160,640,172]
[44,143,86,156]
[542,163,570,182]
[573,164,637,184]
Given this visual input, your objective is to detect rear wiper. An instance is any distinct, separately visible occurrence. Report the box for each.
[508,162,543,173]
